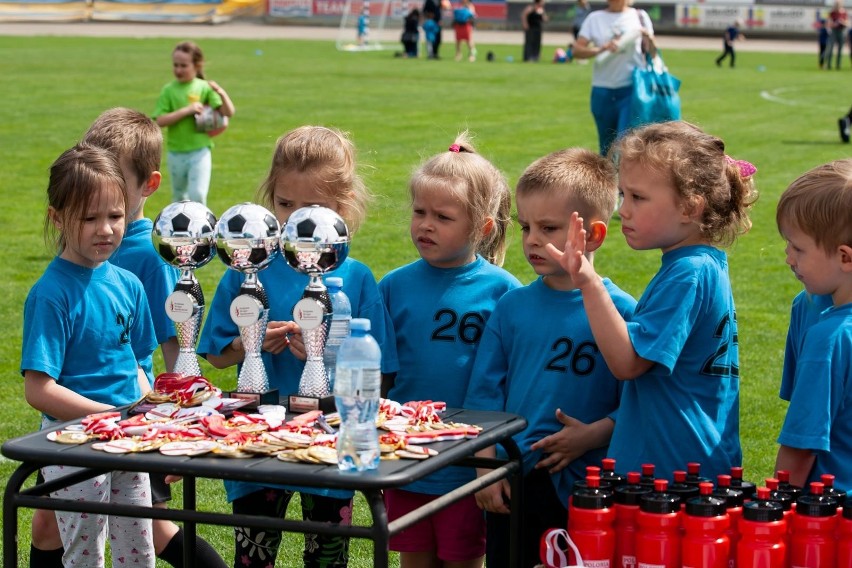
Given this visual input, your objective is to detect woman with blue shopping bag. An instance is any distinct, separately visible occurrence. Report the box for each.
[570,0,679,155]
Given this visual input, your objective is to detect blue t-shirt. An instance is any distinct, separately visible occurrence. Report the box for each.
[609,245,742,480]
[779,291,834,402]
[380,256,521,494]
[777,302,852,491]
[464,277,635,504]
[453,6,473,24]
[21,257,157,411]
[423,19,440,43]
[198,254,398,501]
[110,218,180,381]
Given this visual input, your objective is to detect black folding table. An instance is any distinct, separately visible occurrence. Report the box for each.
[2,408,525,567]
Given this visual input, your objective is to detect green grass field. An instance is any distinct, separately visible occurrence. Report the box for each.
[0,31,848,566]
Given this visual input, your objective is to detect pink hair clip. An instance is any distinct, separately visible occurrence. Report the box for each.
[725,155,757,179]
[448,144,461,153]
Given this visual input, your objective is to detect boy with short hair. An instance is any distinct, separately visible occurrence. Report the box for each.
[463,148,636,568]
[29,108,226,568]
[774,158,852,492]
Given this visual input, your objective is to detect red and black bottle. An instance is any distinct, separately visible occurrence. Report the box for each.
[789,481,839,568]
[568,475,615,567]
[636,479,682,568]
[614,471,651,568]
[737,486,787,568]
[681,482,730,568]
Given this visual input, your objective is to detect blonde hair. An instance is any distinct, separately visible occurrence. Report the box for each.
[612,121,757,247]
[516,147,618,223]
[44,143,127,253]
[83,107,162,186]
[409,132,512,266]
[258,125,370,234]
[776,158,852,254]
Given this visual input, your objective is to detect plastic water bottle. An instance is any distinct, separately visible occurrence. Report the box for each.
[789,481,839,568]
[636,479,682,568]
[323,277,351,391]
[333,318,381,472]
[838,501,852,568]
[681,482,730,568]
[614,471,652,568]
[568,475,615,567]
[737,486,787,568]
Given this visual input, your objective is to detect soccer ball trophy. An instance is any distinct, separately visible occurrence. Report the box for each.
[215,203,281,408]
[152,201,217,377]
[281,206,350,413]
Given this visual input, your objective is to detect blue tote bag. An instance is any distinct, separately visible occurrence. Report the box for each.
[629,49,681,128]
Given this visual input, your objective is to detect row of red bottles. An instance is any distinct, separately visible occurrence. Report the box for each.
[564,462,852,568]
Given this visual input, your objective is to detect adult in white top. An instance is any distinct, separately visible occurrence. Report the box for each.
[572,0,653,155]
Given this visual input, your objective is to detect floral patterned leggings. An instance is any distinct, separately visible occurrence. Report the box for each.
[232,488,352,568]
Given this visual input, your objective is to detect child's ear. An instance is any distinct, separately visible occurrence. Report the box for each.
[142,171,162,198]
[48,206,62,230]
[682,195,706,222]
[839,244,852,272]
[584,220,608,253]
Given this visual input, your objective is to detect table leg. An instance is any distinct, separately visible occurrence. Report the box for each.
[3,463,39,568]
[364,490,389,567]
[502,437,523,568]
[183,475,197,568]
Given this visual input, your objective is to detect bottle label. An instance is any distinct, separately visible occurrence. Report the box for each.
[620,555,636,568]
[584,561,611,568]
[638,564,666,568]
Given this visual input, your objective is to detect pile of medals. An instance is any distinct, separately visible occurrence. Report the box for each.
[45,377,482,465]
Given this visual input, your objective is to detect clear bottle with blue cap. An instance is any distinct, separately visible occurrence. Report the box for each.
[322,276,351,390]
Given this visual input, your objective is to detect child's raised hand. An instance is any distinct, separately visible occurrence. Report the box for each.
[545,212,596,288]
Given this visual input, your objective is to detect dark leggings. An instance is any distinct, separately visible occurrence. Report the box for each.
[232,489,352,568]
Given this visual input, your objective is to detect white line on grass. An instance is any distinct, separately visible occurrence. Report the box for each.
[760,87,802,106]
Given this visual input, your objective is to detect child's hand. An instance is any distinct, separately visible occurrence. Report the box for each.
[263,320,299,355]
[545,212,596,289]
[474,477,511,514]
[208,80,226,96]
[287,328,307,361]
[531,409,591,473]
[187,101,204,116]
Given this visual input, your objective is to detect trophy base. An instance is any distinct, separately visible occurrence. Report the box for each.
[288,393,337,414]
[224,388,280,411]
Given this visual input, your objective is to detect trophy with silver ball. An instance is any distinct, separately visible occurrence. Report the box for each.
[281,206,350,413]
[152,201,217,378]
[215,202,281,409]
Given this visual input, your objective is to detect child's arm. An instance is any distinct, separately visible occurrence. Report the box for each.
[155,103,204,128]
[775,444,815,488]
[545,213,654,379]
[205,320,302,368]
[137,366,152,396]
[24,371,113,421]
[208,80,236,118]
[160,337,179,374]
[473,446,512,514]
[530,410,614,473]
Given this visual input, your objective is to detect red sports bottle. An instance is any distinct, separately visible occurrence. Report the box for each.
[713,474,744,568]
[838,501,852,568]
[636,479,682,568]
[639,463,656,489]
[601,458,627,488]
[730,466,757,501]
[682,482,730,568]
[669,470,699,509]
[789,481,839,568]
[765,477,794,555]
[819,473,846,509]
[685,462,712,488]
[776,470,804,509]
[614,472,652,568]
[737,486,787,568]
[568,475,615,567]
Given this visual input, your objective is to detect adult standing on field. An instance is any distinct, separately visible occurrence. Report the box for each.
[571,0,653,155]
[422,0,449,58]
[825,0,848,69]
[572,0,590,40]
[522,0,549,62]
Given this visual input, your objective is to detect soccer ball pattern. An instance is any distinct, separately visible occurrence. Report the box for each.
[281,206,350,274]
[215,202,281,273]
[152,200,217,269]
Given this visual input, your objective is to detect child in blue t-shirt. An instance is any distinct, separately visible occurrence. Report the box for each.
[548,121,758,481]
[774,158,852,491]
[379,132,520,568]
[21,143,158,568]
[465,147,635,568]
[197,125,398,568]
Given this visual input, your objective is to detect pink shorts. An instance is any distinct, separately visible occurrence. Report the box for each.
[385,488,486,561]
[454,23,473,41]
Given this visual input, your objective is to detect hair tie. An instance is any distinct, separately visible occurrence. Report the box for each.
[449,144,461,153]
[725,155,757,179]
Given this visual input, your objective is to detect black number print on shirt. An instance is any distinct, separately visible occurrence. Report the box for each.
[545,338,599,376]
[116,312,133,345]
[431,309,485,344]
[700,311,739,378]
